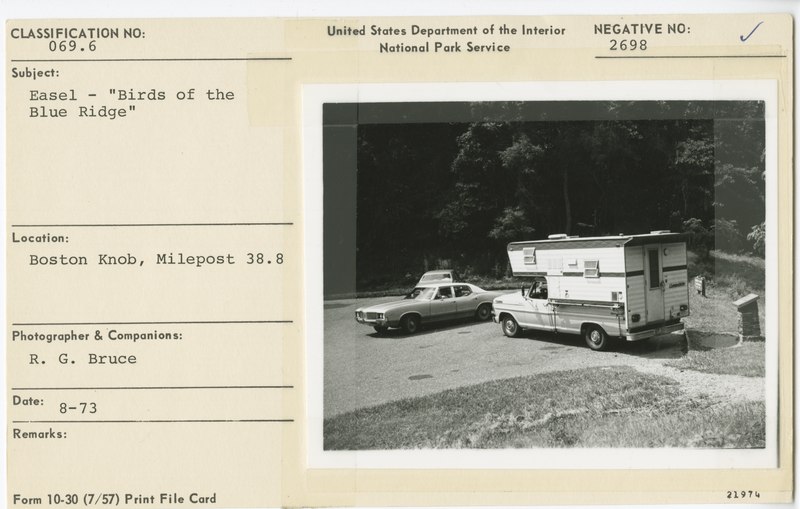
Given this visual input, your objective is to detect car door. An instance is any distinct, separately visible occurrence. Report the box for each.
[519,280,553,330]
[429,286,457,322]
[453,284,478,318]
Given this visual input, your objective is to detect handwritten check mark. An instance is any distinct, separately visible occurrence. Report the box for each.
[740,21,764,42]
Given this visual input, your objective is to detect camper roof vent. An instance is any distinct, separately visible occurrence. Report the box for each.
[649,230,671,234]
[548,234,568,240]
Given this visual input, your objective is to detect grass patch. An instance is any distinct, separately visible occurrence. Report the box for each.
[666,342,765,377]
[680,249,766,377]
[324,366,764,450]
[685,250,765,336]
[689,249,765,299]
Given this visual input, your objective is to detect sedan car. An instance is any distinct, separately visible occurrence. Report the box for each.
[355,282,505,334]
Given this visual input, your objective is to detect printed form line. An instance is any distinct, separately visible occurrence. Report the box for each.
[12,320,293,326]
[13,419,294,424]
[596,54,786,59]
[12,386,294,391]
[11,57,292,63]
[11,222,294,227]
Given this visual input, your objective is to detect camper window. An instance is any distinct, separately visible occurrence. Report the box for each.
[523,247,536,265]
[584,260,599,278]
[648,249,660,289]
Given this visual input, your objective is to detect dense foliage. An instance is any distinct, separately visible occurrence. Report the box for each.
[352,101,765,291]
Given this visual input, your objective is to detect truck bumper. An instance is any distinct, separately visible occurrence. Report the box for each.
[625,322,684,341]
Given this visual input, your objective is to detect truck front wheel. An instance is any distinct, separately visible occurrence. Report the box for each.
[502,315,521,337]
[584,324,610,351]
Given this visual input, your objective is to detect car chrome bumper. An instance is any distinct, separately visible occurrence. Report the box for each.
[356,318,389,326]
[355,314,389,326]
[626,322,684,341]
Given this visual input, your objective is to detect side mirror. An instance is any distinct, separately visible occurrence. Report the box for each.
[521,286,526,297]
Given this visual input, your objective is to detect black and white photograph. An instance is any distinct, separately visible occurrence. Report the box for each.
[307,84,776,467]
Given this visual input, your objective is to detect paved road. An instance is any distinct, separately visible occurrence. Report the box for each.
[323,296,763,418]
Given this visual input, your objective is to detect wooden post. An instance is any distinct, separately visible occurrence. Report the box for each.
[733,293,763,342]
[694,276,706,297]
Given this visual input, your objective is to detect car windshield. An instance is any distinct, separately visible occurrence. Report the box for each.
[421,273,450,282]
[405,287,436,300]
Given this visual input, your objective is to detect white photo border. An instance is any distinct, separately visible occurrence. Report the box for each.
[303,80,779,470]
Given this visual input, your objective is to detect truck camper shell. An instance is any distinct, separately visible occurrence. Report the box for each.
[494,231,690,350]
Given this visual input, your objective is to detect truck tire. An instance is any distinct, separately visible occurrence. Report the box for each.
[400,314,420,335]
[502,315,521,337]
[475,303,492,321]
[584,324,610,351]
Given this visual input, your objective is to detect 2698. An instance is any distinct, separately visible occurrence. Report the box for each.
[609,39,647,50]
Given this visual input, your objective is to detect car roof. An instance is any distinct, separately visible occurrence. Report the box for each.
[416,282,475,289]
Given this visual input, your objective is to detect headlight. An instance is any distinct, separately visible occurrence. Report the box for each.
[377,313,384,320]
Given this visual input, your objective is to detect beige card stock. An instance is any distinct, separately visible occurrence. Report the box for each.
[6,14,793,507]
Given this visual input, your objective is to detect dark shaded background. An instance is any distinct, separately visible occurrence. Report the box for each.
[323,101,765,297]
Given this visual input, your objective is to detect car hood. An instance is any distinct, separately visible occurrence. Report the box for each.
[356,299,425,313]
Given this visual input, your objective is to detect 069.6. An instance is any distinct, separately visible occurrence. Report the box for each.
[609,39,647,50]
[48,39,96,52]
[246,252,284,264]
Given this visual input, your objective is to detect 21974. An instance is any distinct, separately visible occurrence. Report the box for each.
[727,490,760,499]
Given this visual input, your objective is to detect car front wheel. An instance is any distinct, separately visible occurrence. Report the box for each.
[373,325,388,334]
[502,315,521,337]
[400,315,420,334]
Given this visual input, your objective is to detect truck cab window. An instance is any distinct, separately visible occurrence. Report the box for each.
[528,280,548,300]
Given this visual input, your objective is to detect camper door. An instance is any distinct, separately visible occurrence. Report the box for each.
[644,245,665,322]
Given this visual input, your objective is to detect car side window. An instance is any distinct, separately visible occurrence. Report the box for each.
[454,285,472,298]
[437,287,453,299]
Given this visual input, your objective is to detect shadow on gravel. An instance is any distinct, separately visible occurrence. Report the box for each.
[686,331,739,350]
[507,329,689,359]
[364,320,494,340]
[516,331,586,349]
[615,333,687,359]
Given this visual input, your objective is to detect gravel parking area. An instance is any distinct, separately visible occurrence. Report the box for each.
[323,297,764,418]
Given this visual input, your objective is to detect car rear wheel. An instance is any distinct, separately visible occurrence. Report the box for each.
[502,315,521,337]
[400,314,420,334]
[584,324,610,351]
[373,325,388,334]
[476,303,492,321]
